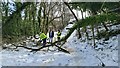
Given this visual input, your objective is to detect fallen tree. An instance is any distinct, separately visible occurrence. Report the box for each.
[2,43,70,54]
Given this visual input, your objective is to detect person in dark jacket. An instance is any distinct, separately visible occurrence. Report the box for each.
[49,29,54,43]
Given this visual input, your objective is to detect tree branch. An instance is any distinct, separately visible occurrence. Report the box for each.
[48,15,62,24]
[64,2,78,21]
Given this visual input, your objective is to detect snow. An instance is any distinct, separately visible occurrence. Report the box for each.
[0,22,118,66]
[0,52,2,68]
[62,24,74,37]
[109,24,120,30]
[68,18,76,23]
[1,50,72,66]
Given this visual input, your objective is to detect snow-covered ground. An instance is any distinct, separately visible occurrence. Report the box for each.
[0,22,118,66]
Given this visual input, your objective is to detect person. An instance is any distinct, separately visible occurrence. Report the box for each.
[39,31,47,46]
[49,29,54,43]
[57,30,61,45]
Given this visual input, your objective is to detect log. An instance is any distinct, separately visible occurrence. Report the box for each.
[17,44,70,54]
[16,44,53,52]
[55,45,70,54]
[96,56,105,67]
[3,43,70,54]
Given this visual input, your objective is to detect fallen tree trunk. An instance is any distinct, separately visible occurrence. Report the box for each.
[54,45,70,54]
[96,56,105,67]
[64,2,81,39]
[16,45,52,52]
[3,43,70,54]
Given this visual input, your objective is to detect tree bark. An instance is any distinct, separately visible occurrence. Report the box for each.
[102,22,109,31]
[64,2,81,39]
[91,25,96,47]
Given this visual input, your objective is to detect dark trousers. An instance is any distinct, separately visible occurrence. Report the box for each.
[57,37,60,45]
[42,38,46,46]
[57,37,60,41]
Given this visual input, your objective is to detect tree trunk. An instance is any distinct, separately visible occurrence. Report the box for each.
[32,3,36,36]
[38,3,42,33]
[91,25,96,47]
[24,7,28,36]
[91,11,96,47]
[102,22,109,31]
[64,2,81,39]
[84,11,89,40]
[42,3,47,34]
